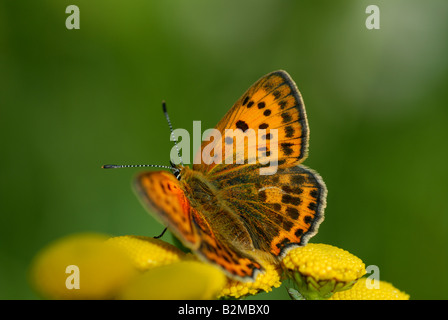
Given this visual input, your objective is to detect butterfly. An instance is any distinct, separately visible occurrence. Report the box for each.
[131,71,327,281]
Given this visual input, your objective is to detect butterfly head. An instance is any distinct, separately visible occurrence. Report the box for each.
[170,160,183,180]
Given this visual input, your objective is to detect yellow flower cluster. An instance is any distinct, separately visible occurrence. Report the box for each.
[281,243,409,300]
[29,233,409,300]
[118,260,226,300]
[281,243,366,300]
[30,233,225,300]
[282,243,366,282]
[106,235,184,271]
[330,278,410,300]
[218,262,282,299]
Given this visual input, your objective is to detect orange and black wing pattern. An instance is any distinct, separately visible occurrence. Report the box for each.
[212,164,327,258]
[193,70,309,174]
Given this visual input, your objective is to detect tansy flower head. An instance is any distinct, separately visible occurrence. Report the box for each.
[329,278,410,300]
[29,233,226,300]
[106,235,184,271]
[218,262,282,299]
[282,243,366,300]
[29,233,138,300]
[118,260,226,300]
[109,235,226,299]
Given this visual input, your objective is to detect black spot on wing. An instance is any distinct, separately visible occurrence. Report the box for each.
[236,120,249,132]
[281,143,294,156]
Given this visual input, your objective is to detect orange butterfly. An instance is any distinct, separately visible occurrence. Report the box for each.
[108,71,327,281]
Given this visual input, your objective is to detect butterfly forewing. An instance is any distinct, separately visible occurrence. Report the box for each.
[193,70,309,174]
[134,171,200,247]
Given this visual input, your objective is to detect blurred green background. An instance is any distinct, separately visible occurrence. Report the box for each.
[1,0,447,300]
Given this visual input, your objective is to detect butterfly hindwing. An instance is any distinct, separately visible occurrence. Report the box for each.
[210,164,327,258]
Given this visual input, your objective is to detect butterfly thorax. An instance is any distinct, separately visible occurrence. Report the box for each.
[179,166,219,209]
[178,166,259,253]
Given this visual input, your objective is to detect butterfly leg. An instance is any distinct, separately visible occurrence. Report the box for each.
[153,227,168,239]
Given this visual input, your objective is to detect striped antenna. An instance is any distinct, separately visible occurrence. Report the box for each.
[101,101,183,180]
[102,164,179,172]
[162,101,183,166]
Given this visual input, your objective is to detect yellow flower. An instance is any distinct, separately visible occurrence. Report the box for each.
[109,235,226,300]
[106,235,184,271]
[29,233,226,300]
[218,262,282,299]
[329,278,410,300]
[29,233,137,300]
[282,243,366,300]
[118,260,226,300]
[31,233,406,300]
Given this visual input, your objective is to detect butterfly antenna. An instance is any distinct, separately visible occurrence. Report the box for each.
[162,101,184,166]
[102,164,180,172]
